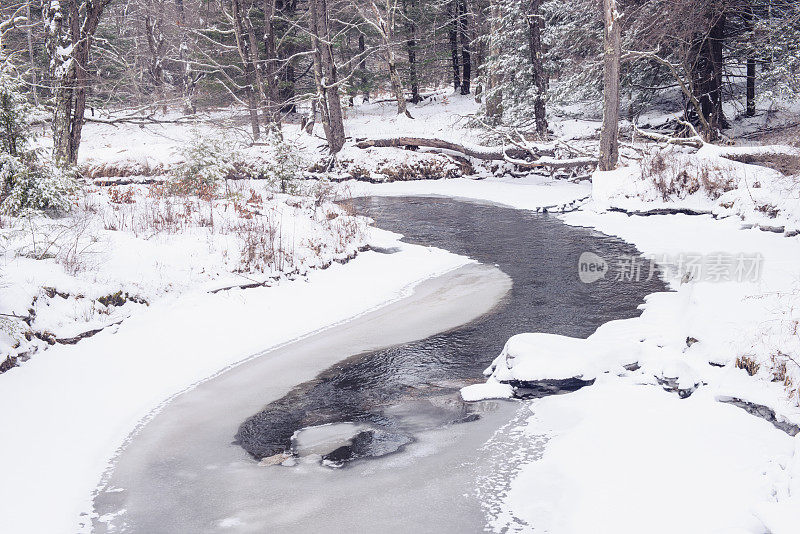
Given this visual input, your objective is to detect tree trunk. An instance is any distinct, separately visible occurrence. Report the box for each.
[527,0,547,135]
[687,9,727,140]
[471,3,486,103]
[231,0,262,140]
[263,0,282,125]
[45,0,111,166]
[371,2,408,116]
[709,11,726,129]
[144,12,166,109]
[403,0,421,104]
[175,0,198,114]
[309,0,345,154]
[457,0,471,95]
[448,0,461,91]
[387,54,409,116]
[599,0,620,171]
[484,0,503,122]
[357,33,370,102]
[25,2,38,106]
[276,0,298,112]
[745,3,756,117]
[746,57,756,117]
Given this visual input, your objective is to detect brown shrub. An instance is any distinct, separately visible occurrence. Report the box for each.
[81,159,164,179]
[735,355,761,376]
[348,165,373,181]
[755,203,780,218]
[108,187,135,204]
[642,151,737,201]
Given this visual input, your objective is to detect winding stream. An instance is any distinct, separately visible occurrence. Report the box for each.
[93,197,666,533]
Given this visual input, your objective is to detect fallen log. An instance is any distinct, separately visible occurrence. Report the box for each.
[507,155,597,170]
[355,135,545,161]
[712,145,800,173]
[634,125,704,149]
[354,135,598,170]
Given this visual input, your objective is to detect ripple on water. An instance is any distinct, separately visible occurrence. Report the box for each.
[235,197,668,464]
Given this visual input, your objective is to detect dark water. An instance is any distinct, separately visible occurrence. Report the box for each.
[236,197,667,460]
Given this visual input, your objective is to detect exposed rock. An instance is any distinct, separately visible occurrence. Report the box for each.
[508,377,595,399]
[719,397,800,436]
[319,429,413,467]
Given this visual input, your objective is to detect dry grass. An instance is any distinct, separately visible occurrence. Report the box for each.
[234,215,280,273]
[348,165,373,181]
[89,180,366,277]
[770,351,800,404]
[735,354,761,376]
[642,150,737,200]
[81,159,164,179]
[755,203,781,218]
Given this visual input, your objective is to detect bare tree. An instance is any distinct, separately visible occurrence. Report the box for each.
[527,0,546,135]
[231,0,263,139]
[44,0,114,166]
[599,0,620,171]
[354,0,409,116]
[309,0,345,153]
[457,0,471,94]
[402,0,420,103]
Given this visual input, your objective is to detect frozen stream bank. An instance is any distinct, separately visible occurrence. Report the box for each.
[93,197,665,533]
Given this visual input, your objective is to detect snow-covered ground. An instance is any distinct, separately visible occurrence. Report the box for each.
[0,181,369,362]
[354,169,800,533]
[0,232,472,533]
[2,91,799,533]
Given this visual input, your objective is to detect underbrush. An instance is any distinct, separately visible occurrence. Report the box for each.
[640,149,738,201]
[322,152,470,183]
[0,176,367,372]
[738,287,800,406]
[376,158,464,181]
[173,129,306,194]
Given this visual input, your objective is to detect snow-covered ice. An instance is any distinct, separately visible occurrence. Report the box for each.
[0,235,471,533]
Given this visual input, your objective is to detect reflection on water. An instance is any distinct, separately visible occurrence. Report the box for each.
[235,197,667,460]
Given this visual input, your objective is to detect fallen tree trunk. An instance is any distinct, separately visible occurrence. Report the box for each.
[634,124,704,149]
[352,135,598,171]
[355,135,539,160]
[506,155,597,170]
[713,145,800,171]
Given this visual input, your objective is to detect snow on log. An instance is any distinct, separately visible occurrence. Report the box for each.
[710,145,800,169]
[355,135,536,160]
[634,125,704,148]
[507,155,597,170]
[354,135,595,169]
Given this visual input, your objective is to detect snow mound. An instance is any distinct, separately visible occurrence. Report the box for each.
[498,379,797,534]
[460,381,514,401]
[484,333,619,383]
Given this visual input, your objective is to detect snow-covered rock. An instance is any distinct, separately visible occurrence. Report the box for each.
[460,381,514,401]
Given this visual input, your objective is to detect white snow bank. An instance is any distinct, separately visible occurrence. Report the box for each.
[460,381,514,402]
[0,182,367,361]
[485,333,604,382]
[0,238,469,534]
[590,149,800,234]
[343,173,591,211]
[479,189,800,533]
[755,437,800,534]
[497,378,797,534]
